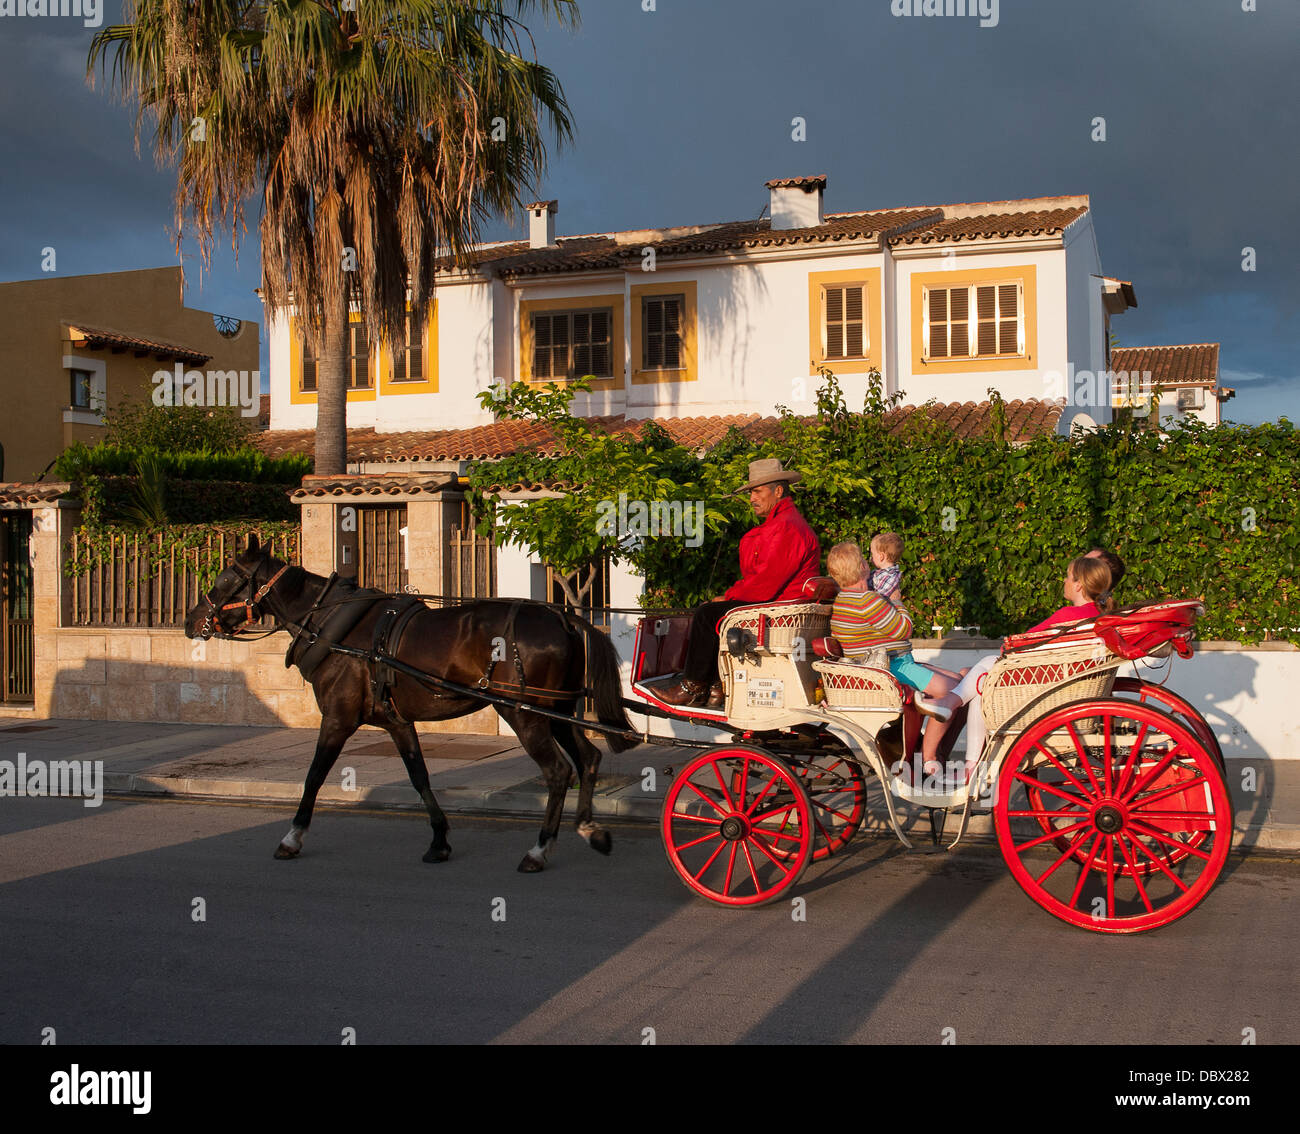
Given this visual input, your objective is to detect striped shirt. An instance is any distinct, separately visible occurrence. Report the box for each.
[829,588,913,657]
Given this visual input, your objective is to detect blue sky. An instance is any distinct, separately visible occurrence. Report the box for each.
[1,0,1295,423]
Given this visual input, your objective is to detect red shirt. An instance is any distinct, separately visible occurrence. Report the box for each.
[723,496,821,603]
[1026,602,1100,633]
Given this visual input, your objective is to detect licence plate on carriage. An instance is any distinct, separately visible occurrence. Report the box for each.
[747,679,785,709]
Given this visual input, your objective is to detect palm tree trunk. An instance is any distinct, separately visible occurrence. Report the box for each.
[314,294,350,476]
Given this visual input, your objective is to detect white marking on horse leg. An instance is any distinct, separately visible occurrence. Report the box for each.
[280,826,304,852]
[577,820,599,843]
[526,837,554,864]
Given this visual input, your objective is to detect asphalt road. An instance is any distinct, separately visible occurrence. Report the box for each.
[1,797,1296,1046]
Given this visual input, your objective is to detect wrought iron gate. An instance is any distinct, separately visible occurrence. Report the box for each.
[1,511,34,703]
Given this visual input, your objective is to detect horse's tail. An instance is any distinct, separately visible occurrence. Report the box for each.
[566,612,640,753]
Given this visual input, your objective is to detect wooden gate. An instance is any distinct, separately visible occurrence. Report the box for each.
[357,504,409,592]
[447,499,496,600]
[1,511,34,703]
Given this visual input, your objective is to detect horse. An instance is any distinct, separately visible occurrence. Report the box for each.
[184,536,638,872]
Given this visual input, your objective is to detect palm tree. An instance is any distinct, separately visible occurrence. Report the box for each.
[89,0,576,475]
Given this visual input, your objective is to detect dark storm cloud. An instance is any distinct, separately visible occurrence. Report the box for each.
[1,0,1295,420]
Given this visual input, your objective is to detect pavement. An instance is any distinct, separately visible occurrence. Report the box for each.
[0,718,1297,851]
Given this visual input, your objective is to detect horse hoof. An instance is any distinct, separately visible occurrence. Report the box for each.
[517,854,545,873]
[273,844,300,860]
[422,844,452,864]
[588,829,613,856]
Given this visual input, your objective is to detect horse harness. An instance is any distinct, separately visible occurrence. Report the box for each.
[281,582,587,722]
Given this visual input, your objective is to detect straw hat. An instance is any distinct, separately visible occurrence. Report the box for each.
[738,458,802,493]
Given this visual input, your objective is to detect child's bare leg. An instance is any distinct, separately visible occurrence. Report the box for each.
[920,671,956,770]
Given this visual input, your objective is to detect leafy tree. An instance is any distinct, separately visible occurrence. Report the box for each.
[89,0,577,475]
[102,395,254,453]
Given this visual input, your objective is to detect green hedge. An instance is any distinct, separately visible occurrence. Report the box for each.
[472,378,1299,641]
[747,412,1299,641]
[53,442,310,485]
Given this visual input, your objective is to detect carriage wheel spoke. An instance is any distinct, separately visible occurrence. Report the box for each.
[1130,775,1209,810]
[1019,819,1092,855]
[1014,771,1090,808]
[1104,836,1116,919]
[748,831,790,871]
[686,780,731,818]
[1031,744,1094,799]
[1010,808,1088,819]
[712,761,738,812]
[1128,817,1214,861]
[746,772,781,817]
[740,841,761,891]
[1065,722,1104,796]
[1117,835,1155,914]
[672,811,724,826]
[722,842,738,894]
[1032,826,1095,884]
[674,829,724,853]
[691,837,727,882]
[1115,722,1151,796]
[1068,834,1104,909]
[1122,747,1187,803]
[1128,833,1192,891]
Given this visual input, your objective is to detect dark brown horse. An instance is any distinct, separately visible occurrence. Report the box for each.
[184,537,637,872]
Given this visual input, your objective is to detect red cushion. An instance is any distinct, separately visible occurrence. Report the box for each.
[802,576,839,602]
[812,637,844,659]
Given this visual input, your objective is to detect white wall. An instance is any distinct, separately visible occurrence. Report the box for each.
[890,245,1072,411]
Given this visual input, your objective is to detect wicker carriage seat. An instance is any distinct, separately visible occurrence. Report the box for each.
[717,576,838,657]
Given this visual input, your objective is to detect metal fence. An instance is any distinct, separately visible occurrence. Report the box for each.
[68,529,301,628]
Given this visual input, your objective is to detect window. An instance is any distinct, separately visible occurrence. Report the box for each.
[822,283,866,360]
[532,308,614,380]
[391,313,424,383]
[297,318,371,391]
[70,369,93,409]
[300,340,317,392]
[348,321,371,388]
[924,282,1024,361]
[641,295,683,370]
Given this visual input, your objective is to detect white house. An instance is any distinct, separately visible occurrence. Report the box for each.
[265,175,1137,439]
[1109,343,1234,426]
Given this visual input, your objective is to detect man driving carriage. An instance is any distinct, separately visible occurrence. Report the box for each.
[657,458,820,708]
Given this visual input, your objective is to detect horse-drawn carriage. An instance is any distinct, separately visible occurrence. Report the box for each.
[191,543,1231,934]
[630,577,1231,934]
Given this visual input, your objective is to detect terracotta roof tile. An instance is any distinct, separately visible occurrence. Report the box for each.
[1110,344,1219,387]
[67,324,211,364]
[0,482,75,506]
[890,206,1088,245]
[255,401,1063,467]
[289,473,459,499]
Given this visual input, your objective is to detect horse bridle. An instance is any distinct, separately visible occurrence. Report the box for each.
[196,552,291,639]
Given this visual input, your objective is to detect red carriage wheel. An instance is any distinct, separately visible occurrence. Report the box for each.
[791,745,867,860]
[1113,677,1225,771]
[662,745,813,907]
[994,699,1231,933]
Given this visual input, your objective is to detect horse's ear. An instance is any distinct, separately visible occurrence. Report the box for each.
[246,533,260,555]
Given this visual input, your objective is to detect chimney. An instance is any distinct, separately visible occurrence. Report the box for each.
[525,199,558,248]
[766,175,826,231]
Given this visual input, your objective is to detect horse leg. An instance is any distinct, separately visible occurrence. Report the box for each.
[555,721,612,856]
[275,716,357,859]
[511,713,573,873]
[385,722,452,863]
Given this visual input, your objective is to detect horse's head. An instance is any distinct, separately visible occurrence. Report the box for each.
[185,534,291,640]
